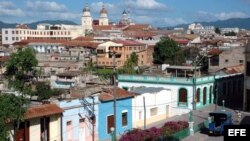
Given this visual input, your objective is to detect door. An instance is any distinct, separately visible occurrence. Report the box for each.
[107,115,114,134]
[203,87,207,105]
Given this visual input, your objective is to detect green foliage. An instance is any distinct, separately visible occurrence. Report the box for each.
[5,48,38,94]
[34,82,62,100]
[84,61,95,73]
[224,31,236,36]
[0,94,27,141]
[153,37,185,65]
[119,52,139,74]
[215,27,221,34]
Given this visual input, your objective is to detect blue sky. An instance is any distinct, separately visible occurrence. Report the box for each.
[0,0,250,27]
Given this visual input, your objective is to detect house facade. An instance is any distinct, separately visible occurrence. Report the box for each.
[58,97,99,141]
[8,104,63,141]
[118,75,215,115]
[131,87,172,128]
[98,88,134,141]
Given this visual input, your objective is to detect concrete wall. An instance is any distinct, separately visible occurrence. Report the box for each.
[30,118,41,141]
[132,89,172,128]
[50,115,61,141]
[59,98,99,141]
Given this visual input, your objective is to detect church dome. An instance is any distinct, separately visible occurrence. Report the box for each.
[83,5,90,12]
[122,10,127,15]
[100,4,107,14]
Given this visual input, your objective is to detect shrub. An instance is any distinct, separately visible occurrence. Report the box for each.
[119,121,188,141]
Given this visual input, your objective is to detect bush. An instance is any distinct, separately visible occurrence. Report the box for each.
[119,121,188,141]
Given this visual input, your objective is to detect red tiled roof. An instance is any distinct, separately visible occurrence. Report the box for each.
[99,87,135,101]
[12,39,67,46]
[223,64,244,74]
[113,40,145,46]
[0,56,10,62]
[73,36,94,41]
[25,104,63,120]
[93,25,114,30]
[208,48,223,55]
[124,24,151,30]
[63,41,99,48]
[175,39,189,45]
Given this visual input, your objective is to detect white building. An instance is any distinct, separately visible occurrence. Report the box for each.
[81,5,93,32]
[131,87,172,128]
[99,4,109,26]
[221,27,240,34]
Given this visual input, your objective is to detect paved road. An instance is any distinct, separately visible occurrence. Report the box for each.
[182,132,223,141]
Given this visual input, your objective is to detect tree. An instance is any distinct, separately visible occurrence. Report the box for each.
[0,94,27,141]
[4,47,38,140]
[34,82,62,100]
[215,27,221,34]
[153,37,185,65]
[120,52,139,74]
[224,31,236,36]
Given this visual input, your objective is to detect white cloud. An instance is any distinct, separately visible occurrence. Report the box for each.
[90,2,118,14]
[45,12,80,20]
[26,1,67,12]
[215,12,248,20]
[164,18,187,26]
[196,11,249,21]
[0,1,16,9]
[0,1,24,17]
[128,0,167,10]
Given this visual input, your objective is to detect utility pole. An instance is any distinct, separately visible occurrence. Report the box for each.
[91,96,95,141]
[112,51,117,141]
[143,96,146,130]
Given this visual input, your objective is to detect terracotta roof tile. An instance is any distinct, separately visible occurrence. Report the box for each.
[208,48,223,55]
[63,41,99,48]
[223,64,244,74]
[113,40,145,46]
[25,104,63,119]
[0,56,10,62]
[99,87,135,101]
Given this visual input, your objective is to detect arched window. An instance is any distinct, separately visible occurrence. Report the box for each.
[209,86,213,104]
[203,87,207,105]
[196,88,200,102]
[179,88,187,105]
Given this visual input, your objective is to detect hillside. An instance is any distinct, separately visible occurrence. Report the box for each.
[160,18,250,30]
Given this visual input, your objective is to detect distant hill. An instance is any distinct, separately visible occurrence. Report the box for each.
[0,20,77,29]
[160,18,250,30]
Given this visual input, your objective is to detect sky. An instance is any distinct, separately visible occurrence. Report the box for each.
[0,0,250,27]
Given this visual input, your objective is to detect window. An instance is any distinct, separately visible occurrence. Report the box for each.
[225,59,228,63]
[122,112,128,126]
[12,37,15,41]
[5,37,8,41]
[5,30,8,34]
[79,118,85,123]
[16,31,18,34]
[239,60,244,64]
[66,121,72,126]
[203,87,207,105]
[12,31,14,34]
[150,107,158,116]
[107,115,114,134]
[179,88,187,104]
[196,88,200,102]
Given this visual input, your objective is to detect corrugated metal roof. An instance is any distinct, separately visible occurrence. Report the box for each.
[25,104,63,119]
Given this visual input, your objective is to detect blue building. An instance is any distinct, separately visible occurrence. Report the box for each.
[98,87,135,141]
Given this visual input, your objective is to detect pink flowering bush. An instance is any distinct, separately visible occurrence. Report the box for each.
[119,121,188,141]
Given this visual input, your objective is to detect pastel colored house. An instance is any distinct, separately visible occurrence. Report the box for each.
[98,87,135,141]
[8,104,63,141]
[130,87,172,128]
[118,74,215,115]
[58,96,99,141]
